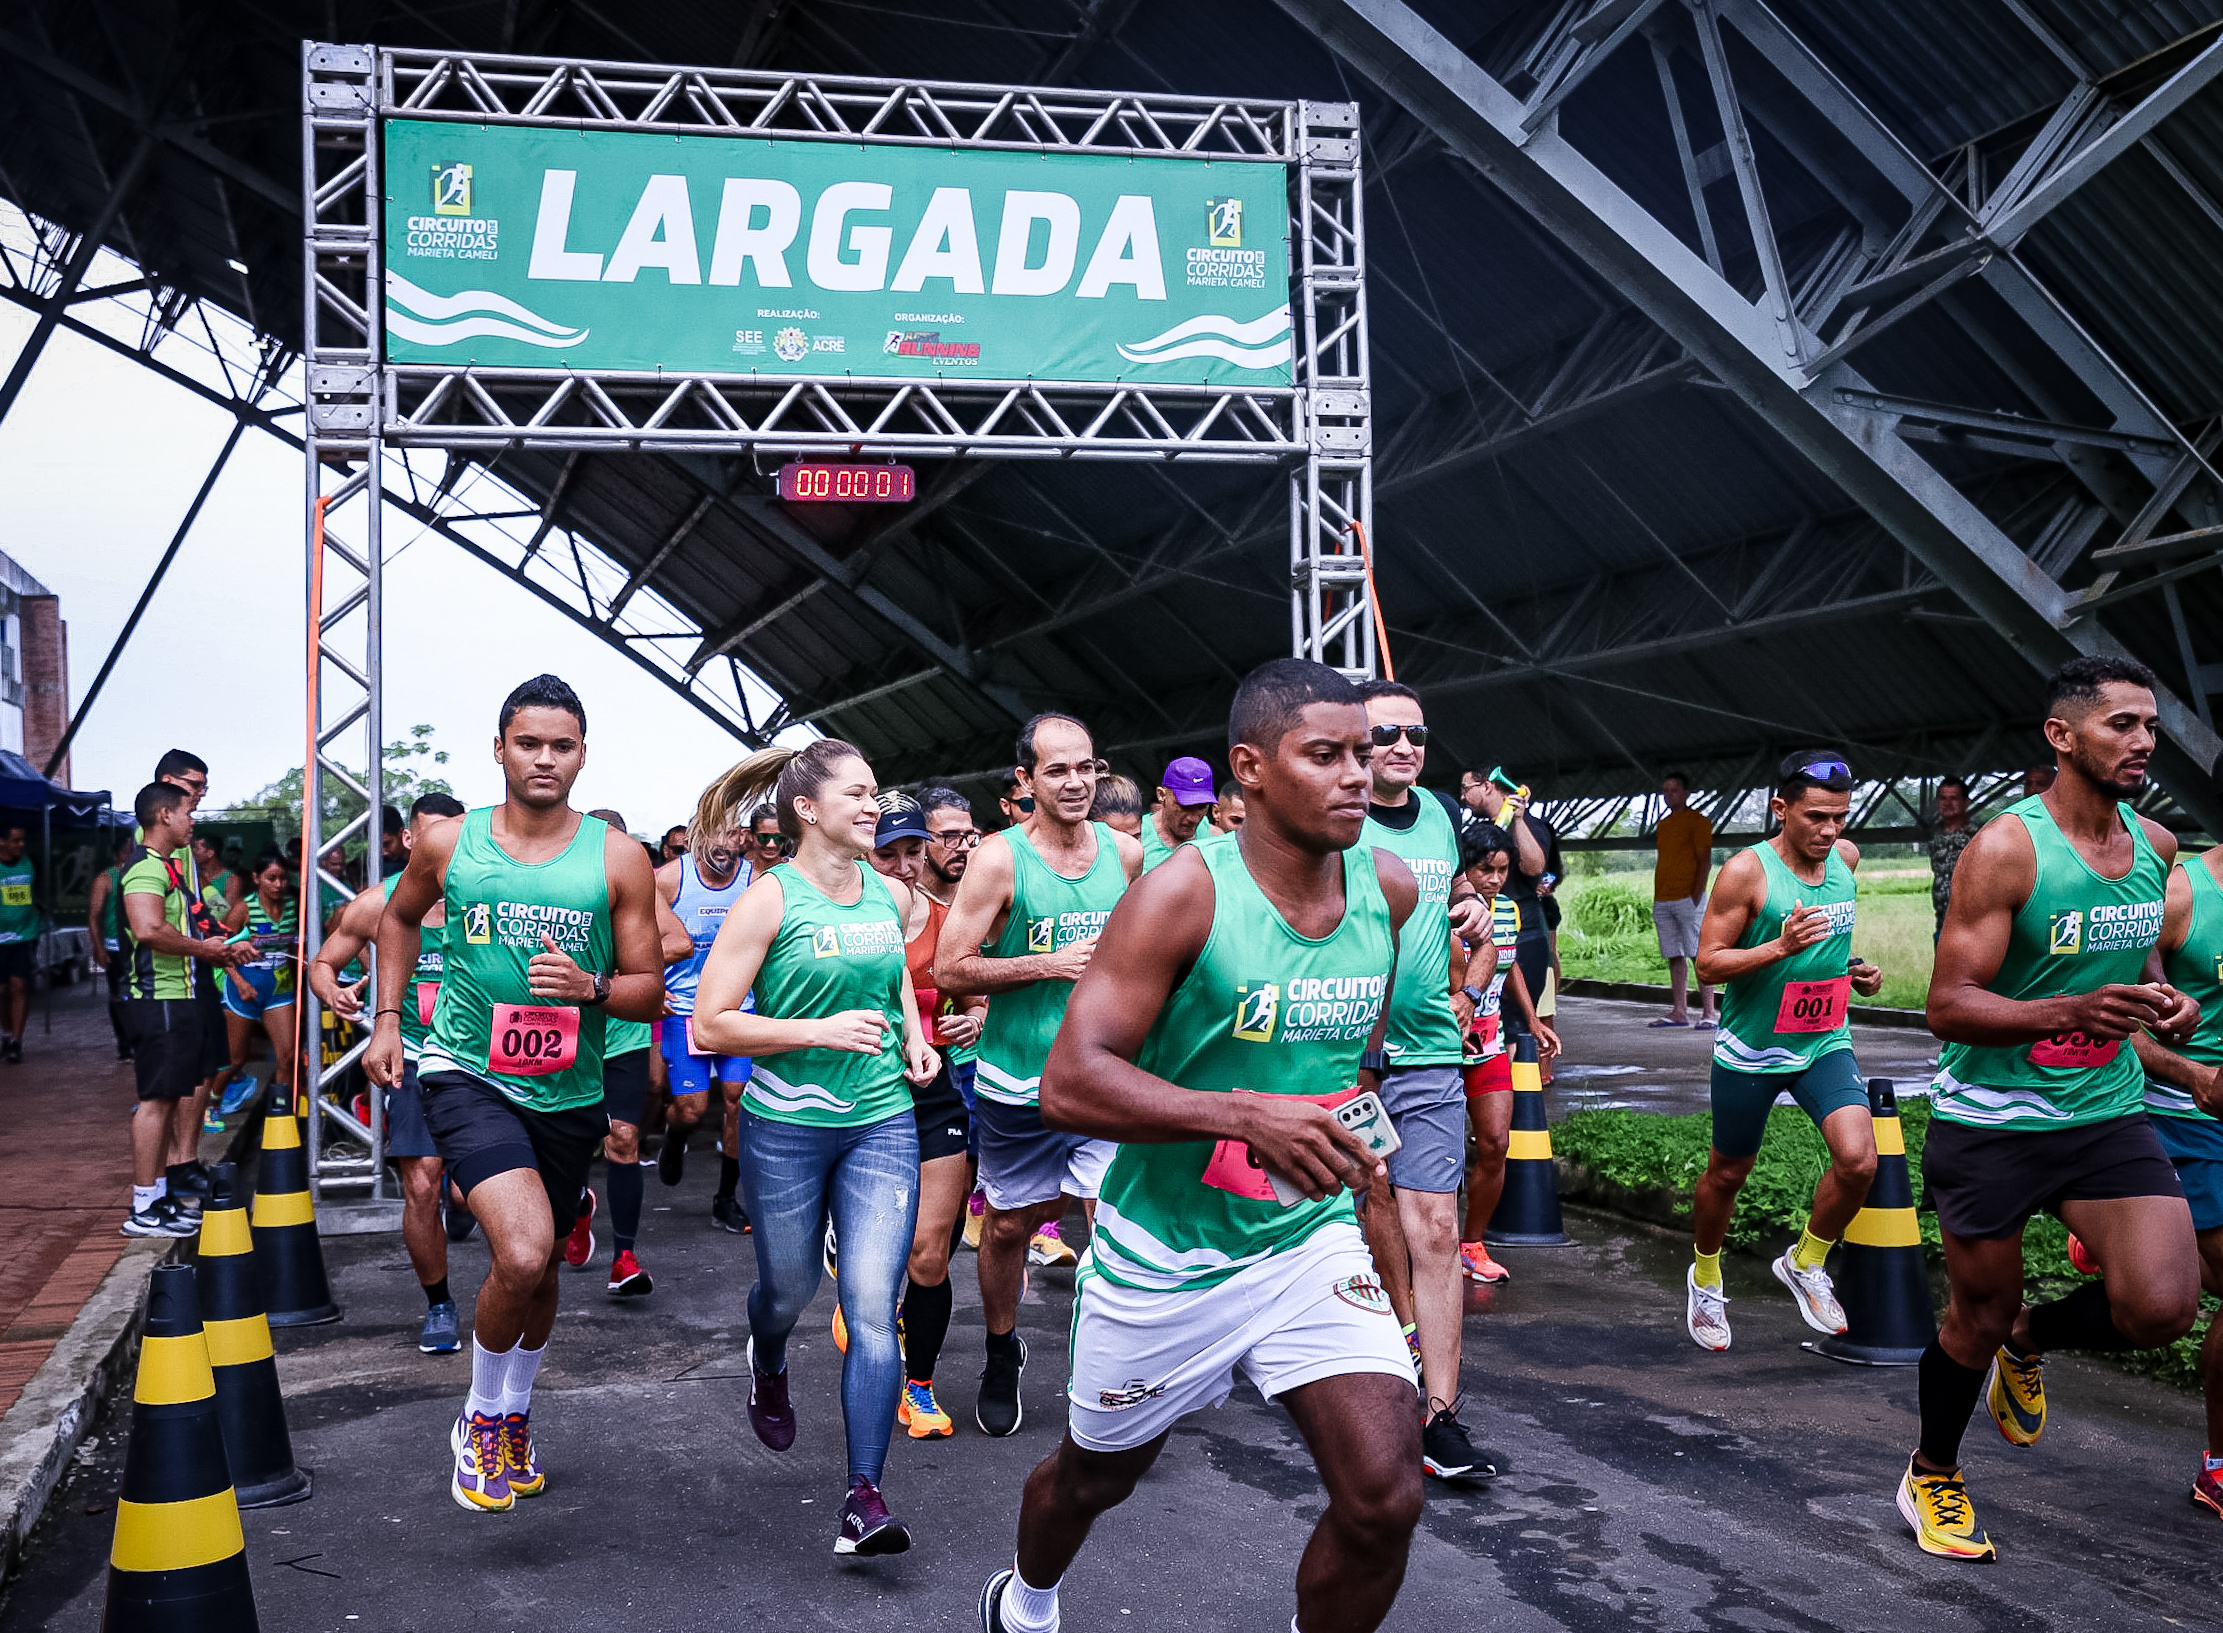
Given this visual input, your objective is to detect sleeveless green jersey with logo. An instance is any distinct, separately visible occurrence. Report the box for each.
[1359,794,1462,1066]
[1088,831,1394,1293]
[0,856,37,944]
[384,877,448,1064]
[1713,842,1857,1074]
[973,823,1126,1106]
[744,862,911,1127]
[1141,815,1179,873]
[1934,796,2166,1129]
[422,809,613,1113]
[2147,859,2223,1122]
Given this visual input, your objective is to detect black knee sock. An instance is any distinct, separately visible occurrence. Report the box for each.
[1916,1339,1987,1470]
[717,1155,740,1205]
[902,1276,953,1382]
[2025,1278,2133,1354]
[423,1277,451,1308]
[607,1157,644,1252]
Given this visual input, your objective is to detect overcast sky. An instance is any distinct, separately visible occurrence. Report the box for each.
[0,303,767,837]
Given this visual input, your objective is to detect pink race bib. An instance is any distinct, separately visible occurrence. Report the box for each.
[1201,1086,1361,1202]
[1775,976,1850,1034]
[685,1016,711,1058]
[414,982,439,1028]
[2029,1031,2119,1069]
[488,1005,580,1076]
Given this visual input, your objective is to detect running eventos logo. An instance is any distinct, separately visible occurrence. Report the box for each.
[1026,910,1109,956]
[2047,910,2081,956]
[1234,975,1386,1044]
[1026,917,1056,955]
[463,903,491,945]
[812,925,842,959]
[2049,900,2164,956]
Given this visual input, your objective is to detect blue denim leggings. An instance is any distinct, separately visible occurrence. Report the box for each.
[738,1107,920,1485]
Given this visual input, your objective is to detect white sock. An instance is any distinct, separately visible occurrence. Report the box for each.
[1001,1561,1061,1633]
[503,1342,546,1417]
[466,1337,509,1420]
[132,1184,162,1214]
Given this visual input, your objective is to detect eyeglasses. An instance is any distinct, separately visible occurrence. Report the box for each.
[1369,724,1430,748]
[750,831,786,851]
[930,828,982,848]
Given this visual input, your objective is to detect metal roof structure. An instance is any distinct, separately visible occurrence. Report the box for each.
[5,0,2222,833]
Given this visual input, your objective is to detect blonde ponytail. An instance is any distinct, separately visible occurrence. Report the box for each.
[691,739,868,848]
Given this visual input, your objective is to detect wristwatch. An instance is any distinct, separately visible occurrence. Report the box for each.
[583,971,612,1007]
[1459,984,1485,1006]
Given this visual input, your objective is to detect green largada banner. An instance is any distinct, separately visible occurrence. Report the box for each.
[380,119,1293,387]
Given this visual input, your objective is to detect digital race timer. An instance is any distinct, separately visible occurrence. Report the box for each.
[776,462,917,503]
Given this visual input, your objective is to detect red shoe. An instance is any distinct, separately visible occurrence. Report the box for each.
[2066,1232,2100,1276]
[2194,1463,2223,1520]
[563,1188,597,1269]
[607,1247,653,1297]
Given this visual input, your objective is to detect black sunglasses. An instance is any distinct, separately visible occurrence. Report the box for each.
[1369,724,1429,747]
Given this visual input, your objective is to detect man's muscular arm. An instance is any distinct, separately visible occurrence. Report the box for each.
[366,824,451,1087]
[309,888,387,1018]
[935,834,1089,995]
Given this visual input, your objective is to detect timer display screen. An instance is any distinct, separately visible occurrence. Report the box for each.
[776,462,917,503]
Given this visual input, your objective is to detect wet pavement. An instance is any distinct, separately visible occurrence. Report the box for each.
[5,1142,2216,1633]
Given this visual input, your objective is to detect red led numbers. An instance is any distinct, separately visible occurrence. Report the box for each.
[776,463,917,503]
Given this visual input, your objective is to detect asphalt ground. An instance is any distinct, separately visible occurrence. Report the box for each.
[6,1136,2218,1633]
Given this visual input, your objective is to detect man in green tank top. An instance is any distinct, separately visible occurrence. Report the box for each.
[1901,657,2201,1563]
[1138,756,1217,872]
[978,659,1421,1633]
[366,676,665,1516]
[2133,838,2223,1519]
[938,713,1143,1437]
[1687,753,1887,1352]
[314,791,470,1355]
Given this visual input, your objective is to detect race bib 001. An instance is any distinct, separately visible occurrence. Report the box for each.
[1774,976,1850,1035]
[488,1005,580,1076]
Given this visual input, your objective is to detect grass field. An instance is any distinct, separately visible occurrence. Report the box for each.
[1553,864,1936,1010]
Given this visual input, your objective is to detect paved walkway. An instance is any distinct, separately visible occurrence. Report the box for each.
[0,981,135,1419]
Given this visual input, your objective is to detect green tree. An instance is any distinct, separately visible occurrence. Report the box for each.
[221,724,453,854]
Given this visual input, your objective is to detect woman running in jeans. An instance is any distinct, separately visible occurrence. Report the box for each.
[693,741,939,1557]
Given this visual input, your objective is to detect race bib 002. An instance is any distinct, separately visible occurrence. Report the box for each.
[488,1005,580,1076]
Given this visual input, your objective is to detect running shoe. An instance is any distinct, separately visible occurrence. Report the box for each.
[1896,1457,1995,1561]
[963,1189,986,1251]
[978,1334,1027,1437]
[2193,1463,2223,1520]
[659,1130,687,1187]
[1459,1240,1511,1284]
[835,1477,911,1556]
[1685,1264,1731,1351]
[711,1195,751,1234]
[119,1200,198,1238]
[1027,1221,1077,1266]
[748,1337,796,1451]
[833,1304,848,1353]
[1421,1406,1499,1479]
[1402,1322,1423,1379]
[450,1411,512,1512]
[1770,1252,1847,1335]
[563,1188,597,1269]
[899,1378,954,1439]
[443,1183,477,1243]
[979,1568,1016,1633]
[607,1248,653,1298]
[418,1299,460,1354]
[500,1412,545,1497]
[1986,1345,2046,1446]
[2067,1232,2100,1276]
[217,1073,260,1115]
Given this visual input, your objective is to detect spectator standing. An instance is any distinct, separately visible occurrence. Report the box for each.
[1923,776,1975,940]
[0,823,38,1063]
[1457,769,1561,1024]
[1650,772,1716,1028]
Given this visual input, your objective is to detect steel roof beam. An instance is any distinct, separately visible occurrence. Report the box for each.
[1270,0,2223,836]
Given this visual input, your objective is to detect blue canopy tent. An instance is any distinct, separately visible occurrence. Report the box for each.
[0,750,111,822]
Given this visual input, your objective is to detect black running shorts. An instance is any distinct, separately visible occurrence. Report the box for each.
[911,1062,971,1164]
[600,1044,653,1126]
[1922,1111,2184,1240]
[419,1069,606,1241]
[122,998,202,1101]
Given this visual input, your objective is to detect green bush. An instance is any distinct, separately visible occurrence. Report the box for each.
[1569,879,1651,939]
[1552,1100,2214,1387]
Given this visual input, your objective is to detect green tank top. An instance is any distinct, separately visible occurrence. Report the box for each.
[2148,858,2223,1120]
[1088,831,1393,1293]
[1140,815,1178,873]
[421,809,613,1112]
[386,877,449,1064]
[1359,795,1462,1066]
[743,862,911,1127]
[1934,796,2166,1129]
[973,823,1126,1106]
[1713,841,1857,1074]
[0,856,37,944]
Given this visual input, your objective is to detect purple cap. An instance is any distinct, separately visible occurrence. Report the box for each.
[1161,756,1217,806]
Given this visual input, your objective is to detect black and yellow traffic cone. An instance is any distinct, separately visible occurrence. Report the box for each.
[101,1263,260,1632]
[1808,1078,1935,1367]
[196,1164,311,1507]
[1486,1032,1572,1246]
[253,1081,339,1328]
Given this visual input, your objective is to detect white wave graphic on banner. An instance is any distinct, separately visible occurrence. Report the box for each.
[1117,305,1292,369]
[384,270,587,349]
[747,1067,858,1117]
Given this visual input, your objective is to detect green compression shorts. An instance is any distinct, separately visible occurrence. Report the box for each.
[1709,1048,1867,1160]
